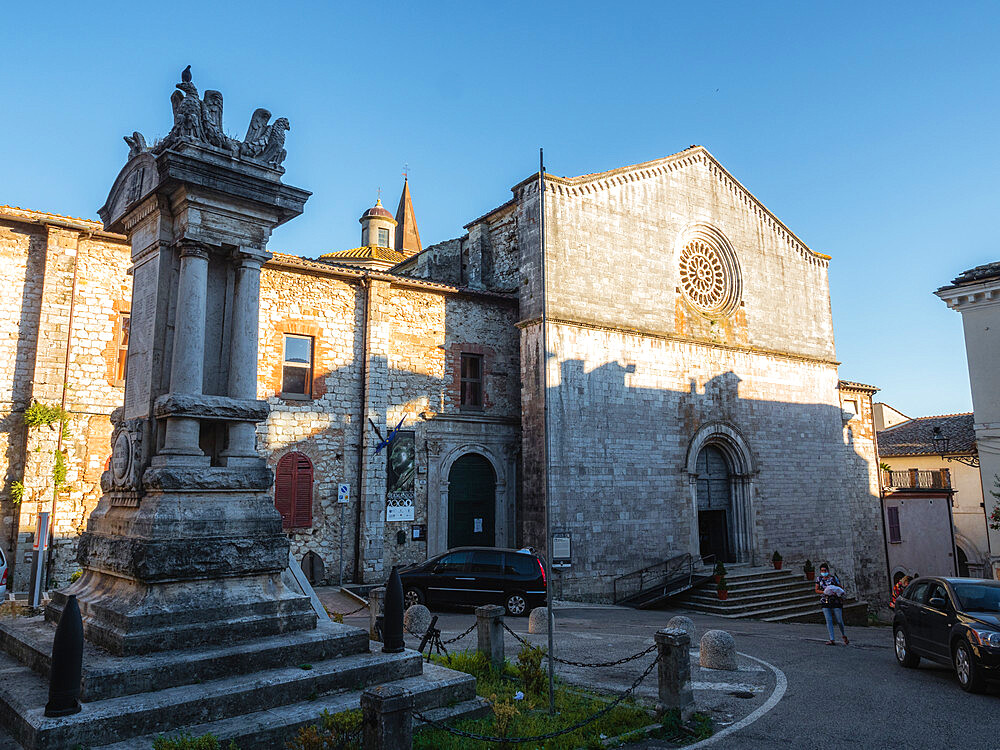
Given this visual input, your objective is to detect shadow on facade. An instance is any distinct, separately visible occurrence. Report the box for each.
[2,225,47,570]
[529,358,885,602]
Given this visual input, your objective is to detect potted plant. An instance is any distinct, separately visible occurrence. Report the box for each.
[803,559,815,581]
[772,550,783,570]
[716,577,729,600]
[713,560,727,583]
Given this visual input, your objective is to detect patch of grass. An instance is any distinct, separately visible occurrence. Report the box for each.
[414,649,654,750]
[285,708,361,750]
[151,733,238,749]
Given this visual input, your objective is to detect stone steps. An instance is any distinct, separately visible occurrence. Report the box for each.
[0,616,370,701]
[676,567,857,623]
[0,640,430,749]
[94,662,489,750]
[684,591,818,612]
[0,614,485,750]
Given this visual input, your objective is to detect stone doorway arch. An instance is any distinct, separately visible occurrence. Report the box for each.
[686,422,757,564]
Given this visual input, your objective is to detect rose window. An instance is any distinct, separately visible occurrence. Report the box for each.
[678,237,741,315]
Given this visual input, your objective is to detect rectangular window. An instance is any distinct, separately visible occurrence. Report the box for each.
[460,353,483,408]
[887,506,902,543]
[377,227,390,247]
[361,227,369,246]
[282,334,313,398]
[843,399,858,416]
[115,313,130,385]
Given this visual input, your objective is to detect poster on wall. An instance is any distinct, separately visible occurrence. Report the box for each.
[386,430,416,522]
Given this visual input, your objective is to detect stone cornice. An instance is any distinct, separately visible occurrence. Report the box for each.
[935,275,1000,310]
[516,315,840,367]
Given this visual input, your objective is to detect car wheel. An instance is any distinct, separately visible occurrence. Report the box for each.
[894,626,920,668]
[954,640,986,693]
[505,592,527,617]
[403,587,424,608]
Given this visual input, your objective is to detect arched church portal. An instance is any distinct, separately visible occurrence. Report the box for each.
[686,423,756,564]
[696,446,733,562]
[447,453,497,548]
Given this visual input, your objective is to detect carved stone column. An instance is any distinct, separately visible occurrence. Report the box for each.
[221,249,267,466]
[157,239,210,465]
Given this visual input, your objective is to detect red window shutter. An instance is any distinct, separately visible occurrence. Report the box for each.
[293,453,313,528]
[275,456,294,528]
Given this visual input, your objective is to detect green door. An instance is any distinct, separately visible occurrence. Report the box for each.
[448,454,496,548]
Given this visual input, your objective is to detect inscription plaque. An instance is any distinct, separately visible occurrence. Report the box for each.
[123,257,158,419]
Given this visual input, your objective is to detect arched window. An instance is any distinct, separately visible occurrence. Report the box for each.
[275,452,313,529]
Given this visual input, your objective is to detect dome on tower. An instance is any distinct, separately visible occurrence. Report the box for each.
[360,199,394,222]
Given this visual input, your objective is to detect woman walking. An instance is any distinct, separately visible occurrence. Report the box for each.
[815,562,848,645]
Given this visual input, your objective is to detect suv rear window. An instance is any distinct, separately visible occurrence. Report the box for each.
[506,552,539,577]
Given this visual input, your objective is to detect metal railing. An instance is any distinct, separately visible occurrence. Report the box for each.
[882,468,951,490]
[612,552,697,605]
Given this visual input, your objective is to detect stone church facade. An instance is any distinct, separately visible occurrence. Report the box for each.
[0,145,887,605]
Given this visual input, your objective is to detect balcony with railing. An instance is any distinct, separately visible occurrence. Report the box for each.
[881,468,952,490]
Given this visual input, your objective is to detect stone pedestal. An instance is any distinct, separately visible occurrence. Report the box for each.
[655,627,694,722]
[362,684,414,749]
[44,72,313,656]
[476,605,505,671]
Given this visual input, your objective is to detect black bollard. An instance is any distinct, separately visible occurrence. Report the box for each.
[382,566,405,653]
[45,594,83,717]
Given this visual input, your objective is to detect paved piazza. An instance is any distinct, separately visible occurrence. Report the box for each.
[325,593,1000,750]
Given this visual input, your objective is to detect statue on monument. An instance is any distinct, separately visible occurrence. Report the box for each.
[124,66,291,170]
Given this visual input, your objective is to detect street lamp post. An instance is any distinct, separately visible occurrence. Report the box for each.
[932,426,981,468]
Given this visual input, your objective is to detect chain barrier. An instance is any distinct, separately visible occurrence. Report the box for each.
[327,602,367,618]
[413,652,660,744]
[501,622,656,668]
[441,621,478,645]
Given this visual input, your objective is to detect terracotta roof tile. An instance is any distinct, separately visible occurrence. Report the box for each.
[877,413,976,457]
[317,246,407,263]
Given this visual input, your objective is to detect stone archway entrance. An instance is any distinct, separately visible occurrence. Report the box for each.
[696,445,733,562]
[686,422,756,564]
[448,453,496,548]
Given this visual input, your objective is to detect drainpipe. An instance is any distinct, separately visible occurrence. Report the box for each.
[352,277,371,584]
[47,230,85,576]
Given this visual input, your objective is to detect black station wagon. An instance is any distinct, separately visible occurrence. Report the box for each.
[893,576,1000,693]
[398,547,547,616]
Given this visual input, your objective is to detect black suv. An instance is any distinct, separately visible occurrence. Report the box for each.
[893,576,1000,692]
[399,547,546,616]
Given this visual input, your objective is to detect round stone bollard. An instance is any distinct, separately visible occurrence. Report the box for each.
[699,629,737,671]
[403,604,432,636]
[527,607,551,634]
[666,615,696,643]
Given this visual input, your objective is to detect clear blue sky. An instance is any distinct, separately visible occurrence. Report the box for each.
[3,1,997,417]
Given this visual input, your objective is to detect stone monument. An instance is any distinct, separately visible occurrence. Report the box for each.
[0,69,487,750]
[45,68,313,655]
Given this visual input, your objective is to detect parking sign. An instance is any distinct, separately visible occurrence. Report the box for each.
[338,483,350,504]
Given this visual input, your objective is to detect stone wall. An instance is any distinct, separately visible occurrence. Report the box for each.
[258,258,520,585]
[474,149,885,605]
[0,210,132,588]
[537,322,885,603]
[1,210,521,592]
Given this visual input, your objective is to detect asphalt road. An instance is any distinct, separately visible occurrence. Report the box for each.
[339,600,1000,750]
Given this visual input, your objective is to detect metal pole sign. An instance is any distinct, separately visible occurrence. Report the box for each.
[29,512,51,607]
[338,484,349,586]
